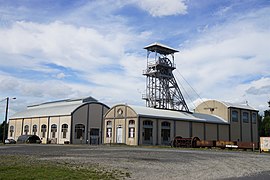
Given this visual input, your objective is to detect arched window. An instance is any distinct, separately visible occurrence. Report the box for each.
[32,125,37,135]
[10,126,14,137]
[231,110,239,122]
[161,121,170,128]
[143,120,153,126]
[106,121,112,138]
[252,112,257,124]
[242,112,249,123]
[107,121,112,126]
[75,124,85,139]
[51,124,57,138]
[161,121,171,143]
[143,121,153,142]
[61,124,68,138]
[24,125,29,135]
[128,120,135,138]
[41,124,47,138]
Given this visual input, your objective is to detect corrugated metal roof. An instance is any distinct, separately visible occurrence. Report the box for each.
[10,96,97,119]
[10,102,82,119]
[221,101,258,111]
[129,105,228,124]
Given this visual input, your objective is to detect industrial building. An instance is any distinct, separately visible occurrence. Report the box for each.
[195,100,258,143]
[7,43,258,147]
[8,97,109,144]
[103,101,258,146]
[103,43,258,146]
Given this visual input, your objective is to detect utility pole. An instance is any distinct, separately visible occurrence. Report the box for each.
[2,97,16,144]
[3,97,9,144]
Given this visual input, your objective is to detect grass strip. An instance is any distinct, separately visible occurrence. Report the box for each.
[0,155,129,180]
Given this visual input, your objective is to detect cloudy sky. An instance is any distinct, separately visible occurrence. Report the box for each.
[0,0,270,122]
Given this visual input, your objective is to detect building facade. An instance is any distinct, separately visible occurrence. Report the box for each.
[195,100,258,143]
[103,104,230,146]
[8,97,109,144]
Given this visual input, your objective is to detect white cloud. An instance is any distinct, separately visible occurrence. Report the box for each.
[0,19,148,119]
[176,7,270,113]
[55,72,66,79]
[132,0,187,17]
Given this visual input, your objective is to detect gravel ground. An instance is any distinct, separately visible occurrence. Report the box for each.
[1,144,270,179]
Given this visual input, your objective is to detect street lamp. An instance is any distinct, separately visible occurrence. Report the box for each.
[2,97,16,144]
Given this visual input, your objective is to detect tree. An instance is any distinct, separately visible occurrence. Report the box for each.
[265,101,270,117]
[260,100,270,137]
[0,121,8,143]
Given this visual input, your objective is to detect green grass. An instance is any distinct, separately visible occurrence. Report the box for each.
[0,155,129,180]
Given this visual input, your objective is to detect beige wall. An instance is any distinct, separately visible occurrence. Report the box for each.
[104,105,138,145]
[59,116,71,144]
[195,100,229,122]
[8,116,71,144]
[49,117,60,144]
[8,119,22,140]
[104,119,114,144]
[125,118,138,146]
[40,117,49,144]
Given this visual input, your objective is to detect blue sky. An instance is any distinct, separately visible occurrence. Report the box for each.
[0,0,270,122]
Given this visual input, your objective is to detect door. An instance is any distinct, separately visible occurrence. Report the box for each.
[90,128,99,145]
[143,128,153,144]
[116,126,123,143]
[161,129,170,145]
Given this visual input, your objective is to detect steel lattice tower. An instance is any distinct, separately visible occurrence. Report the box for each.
[142,43,189,112]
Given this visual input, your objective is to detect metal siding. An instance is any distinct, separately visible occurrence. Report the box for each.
[218,125,230,141]
[192,122,204,140]
[205,123,218,141]
[175,121,189,138]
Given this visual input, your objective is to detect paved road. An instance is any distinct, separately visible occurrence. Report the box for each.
[1,144,270,179]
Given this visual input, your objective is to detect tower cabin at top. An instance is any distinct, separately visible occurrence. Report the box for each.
[143,43,189,112]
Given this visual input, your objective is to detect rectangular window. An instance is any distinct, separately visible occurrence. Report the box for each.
[90,128,99,136]
[252,113,257,124]
[52,132,56,138]
[242,112,249,123]
[106,128,112,138]
[129,127,135,138]
[42,131,46,138]
[63,130,67,138]
[231,110,239,122]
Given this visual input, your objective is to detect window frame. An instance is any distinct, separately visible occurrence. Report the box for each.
[242,112,249,123]
[75,124,85,139]
[32,124,37,135]
[61,124,68,138]
[128,120,135,138]
[252,112,257,124]
[24,125,29,135]
[231,110,239,122]
[41,124,47,138]
[10,126,14,137]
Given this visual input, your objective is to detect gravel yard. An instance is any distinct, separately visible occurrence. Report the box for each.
[1,144,270,179]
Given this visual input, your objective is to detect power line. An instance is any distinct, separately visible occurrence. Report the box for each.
[175,69,211,110]
[174,74,197,111]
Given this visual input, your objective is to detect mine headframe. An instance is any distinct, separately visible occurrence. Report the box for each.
[142,42,189,112]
